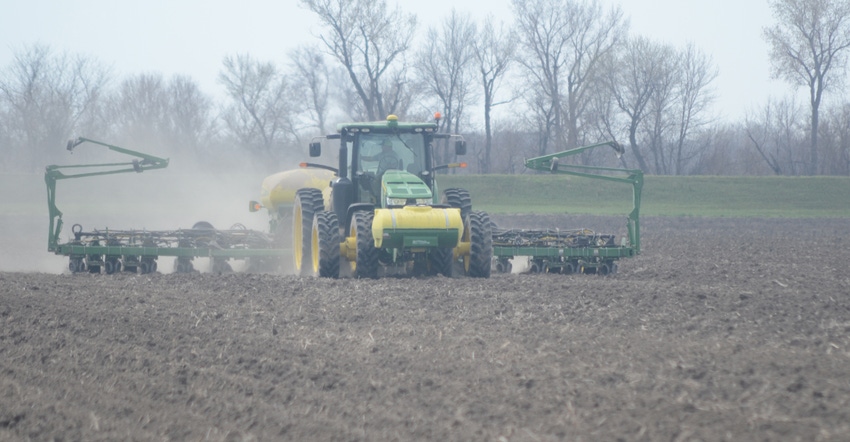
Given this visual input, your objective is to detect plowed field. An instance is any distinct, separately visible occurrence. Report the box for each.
[2,216,849,441]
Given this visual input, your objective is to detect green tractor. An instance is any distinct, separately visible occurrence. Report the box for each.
[294,114,492,278]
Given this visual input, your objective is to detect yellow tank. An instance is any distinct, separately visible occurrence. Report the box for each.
[372,206,463,248]
[260,168,335,211]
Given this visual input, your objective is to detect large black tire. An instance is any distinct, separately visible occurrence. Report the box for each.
[139,259,157,274]
[350,211,378,279]
[465,211,493,278]
[69,258,85,273]
[174,258,194,273]
[104,257,121,275]
[293,188,324,276]
[429,247,454,277]
[441,188,472,220]
[494,258,512,274]
[312,211,340,278]
[211,258,233,273]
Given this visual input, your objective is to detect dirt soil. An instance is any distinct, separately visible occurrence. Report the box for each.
[2,215,849,441]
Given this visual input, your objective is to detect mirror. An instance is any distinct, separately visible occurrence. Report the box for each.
[455,140,467,156]
[309,142,321,157]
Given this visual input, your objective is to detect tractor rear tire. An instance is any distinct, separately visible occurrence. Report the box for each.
[351,211,378,279]
[465,211,493,278]
[429,247,454,277]
[441,188,472,220]
[293,188,324,276]
[312,211,340,278]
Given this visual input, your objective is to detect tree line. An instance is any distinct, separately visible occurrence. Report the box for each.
[2,0,849,176]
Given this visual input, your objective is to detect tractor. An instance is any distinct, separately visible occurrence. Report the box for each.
[289,114,492,278]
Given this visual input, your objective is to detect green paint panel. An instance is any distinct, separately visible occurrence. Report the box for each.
[380,229,459,249]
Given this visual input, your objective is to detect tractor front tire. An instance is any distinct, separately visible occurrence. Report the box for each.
[293,188,324,276]
[351,211,378,279]
[465,211,493,278]
[312,211,340,278]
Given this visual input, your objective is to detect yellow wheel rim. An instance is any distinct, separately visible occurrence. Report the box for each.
[293,204,302,270]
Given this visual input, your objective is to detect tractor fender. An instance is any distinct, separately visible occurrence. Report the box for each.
[344,203,375,236]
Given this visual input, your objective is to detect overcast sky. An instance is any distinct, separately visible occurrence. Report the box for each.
[1,0,802,123]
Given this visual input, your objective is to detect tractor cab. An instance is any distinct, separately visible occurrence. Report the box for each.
[306,114,466,228]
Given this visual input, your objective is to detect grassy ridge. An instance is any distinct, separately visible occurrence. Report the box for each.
[4,173,849,218]
[438,175,850,218]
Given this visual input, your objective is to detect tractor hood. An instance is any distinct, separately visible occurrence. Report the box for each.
[380,170,433,207]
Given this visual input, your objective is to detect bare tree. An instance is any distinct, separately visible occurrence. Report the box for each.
[601,37,674,172]
[301,0,416,121]
[0,101,10,164]
[630,43,716,175]
[670,44,717,175]
[108,73,169,147]
[0,44,109,170]
[641,47,679,174]
[819,101,850,174]
[689,124,752,175]
[289,45,331,135]
[218,54,296,163]
[765,0,850,175]
[745,96,807,175]
[519,85,558,157]
[166,75,215,152]
[107,73,214,157]
[512,0,626,154]
[414,9,477,165]
[512,0,570,154]
[473,16,515,173]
